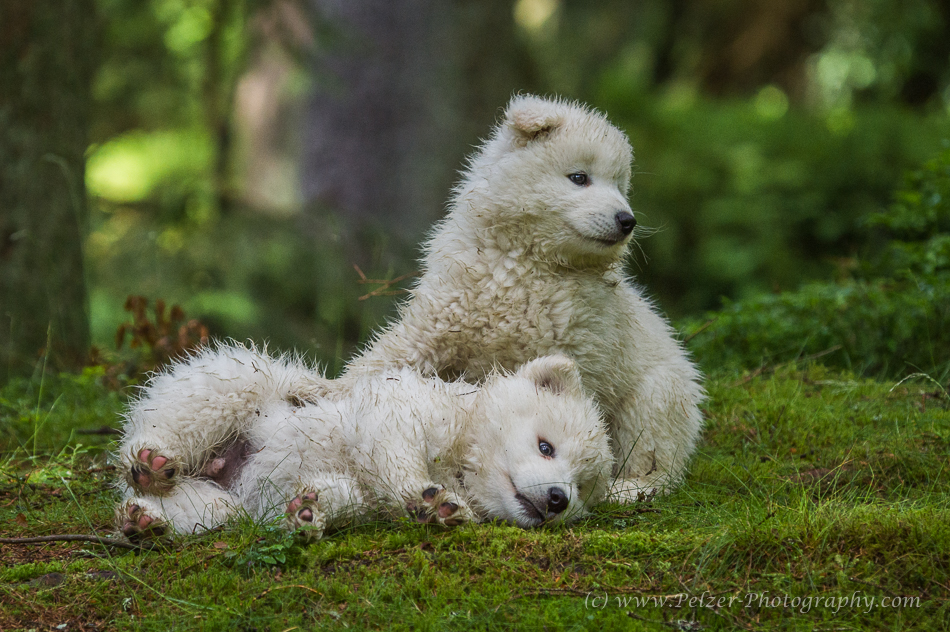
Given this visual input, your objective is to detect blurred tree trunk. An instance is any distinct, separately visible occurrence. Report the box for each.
[692,0,825,101]
[301,0,534,253]
[204,0,244,215]
[301,0,454,247]
[0,0,98,380]
[297,0,533,364]
[452,0,540,152]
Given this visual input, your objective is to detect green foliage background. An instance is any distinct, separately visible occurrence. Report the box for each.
[73,0,950,379]
[687,146,950,379]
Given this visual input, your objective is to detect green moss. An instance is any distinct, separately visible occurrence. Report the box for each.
[2,366,949,629]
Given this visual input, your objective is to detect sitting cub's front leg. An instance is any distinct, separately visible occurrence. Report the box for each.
[405,484,474,527]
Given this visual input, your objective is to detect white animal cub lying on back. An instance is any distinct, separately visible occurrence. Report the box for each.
[116,344,613,539]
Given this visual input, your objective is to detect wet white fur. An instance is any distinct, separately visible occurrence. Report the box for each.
[335,95,705,499]
[117,343,613,537]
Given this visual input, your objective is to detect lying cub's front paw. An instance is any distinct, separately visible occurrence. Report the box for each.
[285,491,326,540]
[407,486,473,527]
[127,448,178,495]
[117,500,167,541]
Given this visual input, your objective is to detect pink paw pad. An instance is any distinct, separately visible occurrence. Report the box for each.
[128,449,176,493]
[408,486,469,526]
[287,492,319,523]
[406,486,471,527]
[120,503,165,540]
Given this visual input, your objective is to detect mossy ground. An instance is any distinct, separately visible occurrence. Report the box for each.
[2,363,949,631]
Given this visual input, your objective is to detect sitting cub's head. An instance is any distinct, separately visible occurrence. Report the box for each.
[464,355,613,527]
[458,95,636,268]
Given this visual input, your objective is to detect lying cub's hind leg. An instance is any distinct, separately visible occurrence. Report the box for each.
[126,448,179,495]
[117,498,168,541]
[120,386,265,495]
[405,485,474,527]
[117,478,237,541]
[125,436,250,496]
[285,491,324,538]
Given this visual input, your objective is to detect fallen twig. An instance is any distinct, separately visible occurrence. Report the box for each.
[683,318,717,344]
[626,611,703,630]
[847,576,901,600]
[254,584,325,601]
[493,587,590,612]
[77,426,122,435]
[354,264,420,301]
[0,534,148,551]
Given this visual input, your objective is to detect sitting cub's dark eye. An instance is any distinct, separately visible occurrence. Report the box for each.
[568,172,589,186]
[539,441,555,457]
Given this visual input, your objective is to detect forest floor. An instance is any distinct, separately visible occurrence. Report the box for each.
[1,363,948,631]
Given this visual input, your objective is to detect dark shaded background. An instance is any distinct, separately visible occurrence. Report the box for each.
[2,0,949,380]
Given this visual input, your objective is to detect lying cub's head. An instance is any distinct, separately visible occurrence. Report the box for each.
[464,355,613,527]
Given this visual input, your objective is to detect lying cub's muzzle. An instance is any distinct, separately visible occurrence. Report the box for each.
[547,486,569,514]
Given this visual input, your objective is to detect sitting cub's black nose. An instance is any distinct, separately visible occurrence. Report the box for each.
[615,211,636,235]
[547,487,569,514]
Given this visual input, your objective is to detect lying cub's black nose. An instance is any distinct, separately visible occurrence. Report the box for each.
[547,487,569,514]
[615,211,636,235]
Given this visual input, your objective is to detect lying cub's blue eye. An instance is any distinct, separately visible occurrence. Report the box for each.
[568,172,588,186]
[539,441,555,457]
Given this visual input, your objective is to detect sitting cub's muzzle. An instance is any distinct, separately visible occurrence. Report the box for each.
[615,210,636,236]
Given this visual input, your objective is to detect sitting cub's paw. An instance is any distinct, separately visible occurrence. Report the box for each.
[407,485,473,527]
[607,478,660,504]
[117,500,167,541]
[285,491,326,540]
[127,448,178,495]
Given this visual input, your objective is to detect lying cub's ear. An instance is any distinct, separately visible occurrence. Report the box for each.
[505,95,563,146]
[518,355,584,395]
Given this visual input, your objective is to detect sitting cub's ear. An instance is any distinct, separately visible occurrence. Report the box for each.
[518,355,584,395]
[505,95,563,146]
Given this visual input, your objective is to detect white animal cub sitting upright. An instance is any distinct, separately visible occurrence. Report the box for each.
[116,344,613,539]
